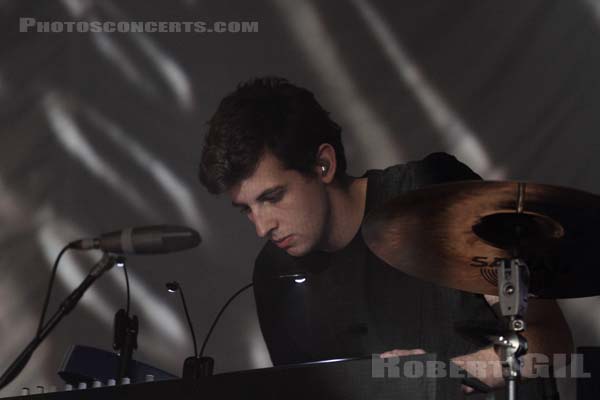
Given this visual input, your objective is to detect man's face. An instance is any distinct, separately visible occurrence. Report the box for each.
[228,151,329,257]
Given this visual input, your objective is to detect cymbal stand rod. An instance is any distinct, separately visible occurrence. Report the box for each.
[495,259,530,400]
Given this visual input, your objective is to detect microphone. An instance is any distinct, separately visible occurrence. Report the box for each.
[69,225,201,254]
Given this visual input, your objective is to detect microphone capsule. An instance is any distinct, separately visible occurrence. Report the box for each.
[20,387,29,396]
[107,379,116,386]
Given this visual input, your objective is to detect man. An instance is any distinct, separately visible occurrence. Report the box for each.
[198,77,572,395]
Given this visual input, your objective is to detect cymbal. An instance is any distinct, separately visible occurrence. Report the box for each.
[362,181,600,299]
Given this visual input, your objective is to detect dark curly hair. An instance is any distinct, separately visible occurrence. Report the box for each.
[198,77,348,194]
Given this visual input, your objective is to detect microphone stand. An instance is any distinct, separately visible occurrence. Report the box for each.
[113,257,139,382]
[114,309,139,381]
[0,253,119,391]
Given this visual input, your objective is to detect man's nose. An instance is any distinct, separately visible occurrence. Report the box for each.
[253,212,277,238]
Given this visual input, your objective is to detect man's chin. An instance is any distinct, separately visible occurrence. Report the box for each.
[284,244,309,257]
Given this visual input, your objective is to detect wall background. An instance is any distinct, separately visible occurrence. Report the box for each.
[1,1,600,398]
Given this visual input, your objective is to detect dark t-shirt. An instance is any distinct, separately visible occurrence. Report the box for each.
[252,152,498,366]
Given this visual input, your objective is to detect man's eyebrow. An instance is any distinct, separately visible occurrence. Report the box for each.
[231,200,245,208]
[231,185,286,208]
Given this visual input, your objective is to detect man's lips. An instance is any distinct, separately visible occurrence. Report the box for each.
[272,235,293,248]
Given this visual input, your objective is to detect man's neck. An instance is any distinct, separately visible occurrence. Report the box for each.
[320,176,368,252]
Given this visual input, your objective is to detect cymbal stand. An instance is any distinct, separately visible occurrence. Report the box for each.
[494,258,530,400]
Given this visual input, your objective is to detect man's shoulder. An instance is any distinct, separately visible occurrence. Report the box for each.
[379,152,480,190]
[386,152,479,184]
[366,152,481,209]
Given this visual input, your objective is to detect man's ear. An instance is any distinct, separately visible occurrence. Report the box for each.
[315,143,336,184]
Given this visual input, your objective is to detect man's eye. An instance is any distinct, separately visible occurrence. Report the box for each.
[265,192,284,203]
[240,206,251,215]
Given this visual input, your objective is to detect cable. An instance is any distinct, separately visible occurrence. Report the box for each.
[199,282,253,357]
[122,261,131,315]
[166,281,198,358]
[178,288,198,358]
[37,243,72,336]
